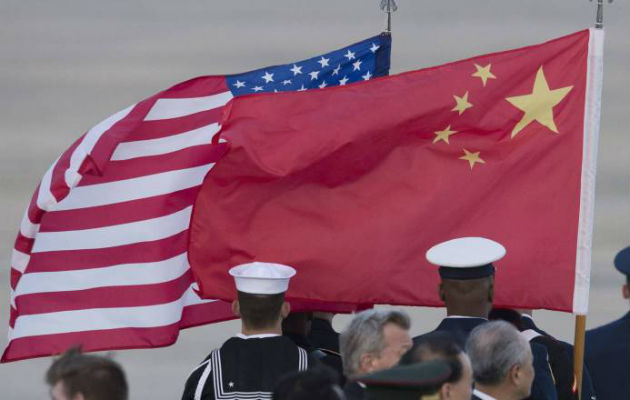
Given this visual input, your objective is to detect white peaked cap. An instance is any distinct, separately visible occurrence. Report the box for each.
[229,262,297,295]
[426,237,506,267]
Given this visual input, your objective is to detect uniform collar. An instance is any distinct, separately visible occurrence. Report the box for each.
[473,389,497,400]
[446,315,487,320]
[235,333,281,339]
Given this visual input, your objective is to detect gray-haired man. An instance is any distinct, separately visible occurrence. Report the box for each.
[339,309,413,400]
[466,321,535,400]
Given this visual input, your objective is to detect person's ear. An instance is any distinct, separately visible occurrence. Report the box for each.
[440,382,452,399]
[359,353,377,374]
[439,282,446,302]
[281,301,291,319]
[232,300,240,317]
[622,283,630,299]
[509,363,521,385]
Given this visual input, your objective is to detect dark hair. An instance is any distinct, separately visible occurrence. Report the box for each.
[237,291,285,329]
[400,331,463,384]
[273,365,343,400]
[46,347,128,400]
[488,308,524,330]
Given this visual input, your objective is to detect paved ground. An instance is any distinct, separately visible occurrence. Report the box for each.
[1,1,628,398]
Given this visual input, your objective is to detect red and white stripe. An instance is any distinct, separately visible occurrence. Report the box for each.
[3,76,236,362]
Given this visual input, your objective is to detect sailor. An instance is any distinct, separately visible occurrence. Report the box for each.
[357,360,452,400]
[181,262,312,400]
[585,246,630,400]
[413,236,558,400]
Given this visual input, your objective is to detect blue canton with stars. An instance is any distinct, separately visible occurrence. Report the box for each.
[226,33,391,96]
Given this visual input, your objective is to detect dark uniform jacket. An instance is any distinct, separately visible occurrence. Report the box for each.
[585,311,630,400]
[284,332,344,383]
[413,316,558,400]
[308,317,340,353]
[181,335,309,400]
[343,380,366,400]
[521,315,596,400]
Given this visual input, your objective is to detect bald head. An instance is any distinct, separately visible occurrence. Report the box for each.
[439,276,494,318]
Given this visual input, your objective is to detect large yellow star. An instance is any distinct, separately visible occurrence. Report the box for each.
[459,148,485,169]
[505,66,573,138]
[452,91,473,115]
[433,125,458,144]
[472,63,496,87]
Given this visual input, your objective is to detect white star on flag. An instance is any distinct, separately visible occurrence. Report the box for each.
[319,81,327,89]
[362,71,372,80]
[344,50,356,60]
[282,79,292,85]
[352,59,362,71]
[233,80,245,88]
[309,71,320,80]
[261,72,274,83]
[317,57,330,68]
[290,64,303,75]
[332,65,341,76]
[339,76,349,85]
[252,86,263,92]
[370,42,380,53]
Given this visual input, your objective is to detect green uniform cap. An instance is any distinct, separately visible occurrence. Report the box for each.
[357,360,451,400]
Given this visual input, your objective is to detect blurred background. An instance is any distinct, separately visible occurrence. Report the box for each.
[1,1,628,398]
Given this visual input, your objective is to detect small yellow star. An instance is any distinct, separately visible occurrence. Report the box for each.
[452,91,473,115]
[433,125,458,144]
[459,148,485,169]
[505,66,573,138]
[472,63,496,87]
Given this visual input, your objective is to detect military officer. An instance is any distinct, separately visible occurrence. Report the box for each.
[413,237,557,400]
[358,360,452,400]
[585,246,630,400]
[181,262,312,400]
[520,310,596,400]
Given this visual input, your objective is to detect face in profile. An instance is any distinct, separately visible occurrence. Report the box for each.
[445,353,473,400]
[515,349,535,399]
[369,322,413,373]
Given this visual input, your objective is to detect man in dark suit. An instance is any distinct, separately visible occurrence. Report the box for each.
[467,321,536,400]
[489,307,597,400]
[585,246,630,400]
[340,309,413,400]
[413,237,557,400]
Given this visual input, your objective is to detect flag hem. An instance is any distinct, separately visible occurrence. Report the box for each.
[572,28,604,315]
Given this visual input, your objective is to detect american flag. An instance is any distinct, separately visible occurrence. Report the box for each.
[3,34,392,362]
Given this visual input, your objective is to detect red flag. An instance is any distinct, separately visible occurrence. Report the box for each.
[189,29,603,313]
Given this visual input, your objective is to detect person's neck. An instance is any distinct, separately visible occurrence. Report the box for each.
[475,383,518,400]
[445,305,488,318]
[241,322,282,336]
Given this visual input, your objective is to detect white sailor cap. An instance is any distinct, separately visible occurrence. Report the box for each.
[229,262,296,295]
[426,237,506,280]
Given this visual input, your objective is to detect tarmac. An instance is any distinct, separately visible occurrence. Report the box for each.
[0,1,628,398]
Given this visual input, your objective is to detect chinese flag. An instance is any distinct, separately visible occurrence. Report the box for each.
[189,29,603,314]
